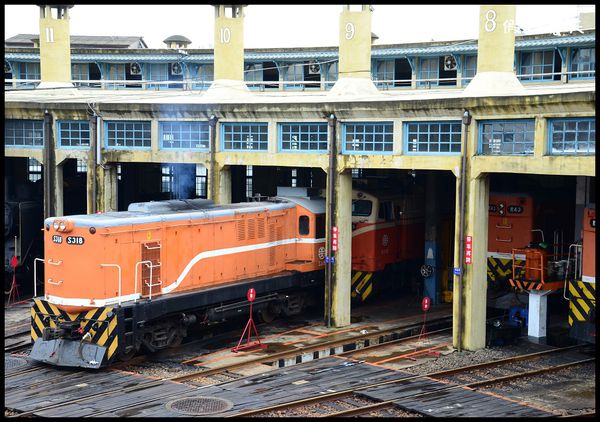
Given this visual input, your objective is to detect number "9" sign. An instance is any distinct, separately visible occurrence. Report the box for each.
[345,22,355,40]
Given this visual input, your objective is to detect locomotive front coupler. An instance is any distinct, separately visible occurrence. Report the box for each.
[42,321,84,341]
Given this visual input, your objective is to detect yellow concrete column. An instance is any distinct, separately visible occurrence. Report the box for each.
[330,5,378,96]
[331,170,352,327]
[38,5,72,87]
[216,164,232,204]
[453,171,490,351]
[213,5,244,81]
[463,5,522,96]
[97,165,118,212]
[338,5,372,79]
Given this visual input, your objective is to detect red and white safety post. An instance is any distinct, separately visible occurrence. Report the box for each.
[232,288,267,353]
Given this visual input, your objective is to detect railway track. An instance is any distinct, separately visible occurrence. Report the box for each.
[233,344,595,418]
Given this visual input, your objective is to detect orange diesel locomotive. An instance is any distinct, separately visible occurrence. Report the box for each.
[351,189,425,301]
[30,194,326,368]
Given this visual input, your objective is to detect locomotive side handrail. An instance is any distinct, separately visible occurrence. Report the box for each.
[47,279,63,286]
[563,243,582,301]
[47,259,63,265]
[100,263,122,306]
[512,248,546,284]
[496,237,512,242]
[134,260,153,302]
[495,223,512,229]
[33,258,44,298]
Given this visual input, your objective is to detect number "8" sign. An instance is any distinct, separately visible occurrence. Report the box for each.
[484,9,497,32]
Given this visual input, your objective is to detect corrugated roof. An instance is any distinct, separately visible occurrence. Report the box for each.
[4,34,595,62]
[5,34,147,48]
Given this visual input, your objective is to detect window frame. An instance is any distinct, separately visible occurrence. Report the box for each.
[403,121,462,155]
[548,117,595,156]
[341,121,394,155]
[159,121,210,151]
[221,122,269,152]
[57,120,90,148]
[278,122,329,153]
[4,119,44,147]
[478,119,536,156]
[104,120,152,149]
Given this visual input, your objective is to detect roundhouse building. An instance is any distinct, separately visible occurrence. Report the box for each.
[4,5,595,351]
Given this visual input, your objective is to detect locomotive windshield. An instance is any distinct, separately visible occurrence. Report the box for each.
[352,199,372,217]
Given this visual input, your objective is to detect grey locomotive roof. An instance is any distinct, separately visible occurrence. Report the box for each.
[45,199,302,228]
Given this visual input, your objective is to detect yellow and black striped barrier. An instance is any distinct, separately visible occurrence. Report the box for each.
[568,280,596,330]
[488,256,526,284]
[31,298,119,362]
[351,271,375,303]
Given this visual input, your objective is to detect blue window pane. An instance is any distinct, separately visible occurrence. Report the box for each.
[550,118,595,155]
[479,120,535,155]
[4,119,44,147]
[222,123,268,151]
[404,121,462,154]
[105,121,151,148]
[342,122,393,154]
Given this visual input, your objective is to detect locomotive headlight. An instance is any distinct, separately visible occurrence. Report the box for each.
[53,221,60,230]
[59,221,66,231]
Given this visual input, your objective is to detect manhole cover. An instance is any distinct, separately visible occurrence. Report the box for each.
[166,397,234,415]
[5,356,27,370]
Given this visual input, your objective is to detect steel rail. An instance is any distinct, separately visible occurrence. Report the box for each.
[6,314,450,417]
[324,358,595,418]
[229,344,592,417]
[168,314,453,382]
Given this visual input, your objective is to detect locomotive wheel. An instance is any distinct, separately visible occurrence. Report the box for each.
[118,348,136,361]
[257,308,276,323]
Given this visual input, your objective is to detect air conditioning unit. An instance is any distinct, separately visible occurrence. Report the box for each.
[171,62,183,75]
[129,62,142,75]
[444,55,457,71]
[308,60,321,75]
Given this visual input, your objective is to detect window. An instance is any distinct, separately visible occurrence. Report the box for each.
[246,165,253,198]
[161,164,173,193]
[160,121,209,150]
[105,121,151,148]
[373,59,394,88]
[291,169,297,187]
[196,164,208,198]
[279,123,328,152]
[5,119,44,147]
[378,201,393,221]
[570,48,595,79]
[342,122,393,154]
[479,120,535,155]
[283,63,305,90]
[315,214,326,238]
[18,62,40,88]
[518,50,560,81]
[299,215,310,235]
[188,64,213,90]
[352,199,372,217]
[324,61,338,90]
[58,120,90,147]
[549,118,595,155]
[461,55,477,86]
[417,57,439,87]
[71,63,89,84]
[106,63,126,88]
[404,121,462,154]
[148,64,169,90]
[222,123,268,151]
[76,159,87,173]
[28,158,42,182]
[351,168,363,179]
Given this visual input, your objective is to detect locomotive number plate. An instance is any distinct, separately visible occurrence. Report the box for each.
[52,235,63,244]
[66,236,85,245]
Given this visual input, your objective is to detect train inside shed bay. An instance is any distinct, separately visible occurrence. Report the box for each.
[28,184,428,368]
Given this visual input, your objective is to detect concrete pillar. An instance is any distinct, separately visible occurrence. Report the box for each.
[43,111,58,218]
[38,5,73,88]
[528,290,550,340]
[331,170,352,327]
[574,176,589,241]
[453,172,490,351]
[217,165,232,204]
[463,5,522,96]
[213,5,244,80]
[330,5,378,96]
[97,165,118,212]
